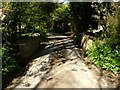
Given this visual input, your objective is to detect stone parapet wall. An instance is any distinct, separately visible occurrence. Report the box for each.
[18,36,41,58]
[81,35,93,51]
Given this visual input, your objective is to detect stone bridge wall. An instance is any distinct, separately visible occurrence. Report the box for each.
[18,36,41,58]
[81,35,93,51]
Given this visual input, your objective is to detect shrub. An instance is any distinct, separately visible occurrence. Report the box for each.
[87,3,120,74]
[2,45,17,76]
[87,40,120,74]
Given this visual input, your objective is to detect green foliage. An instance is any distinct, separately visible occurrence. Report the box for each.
[2,45,17,75]
[0,45,2,58]
[2,2,55,77]
[100,3,119,39]
[70,2,93,33]
[87,40,120,74]
[52,4,71,32]
[87,3,120,74]
[73,35,81,44]
[40,29,47,42]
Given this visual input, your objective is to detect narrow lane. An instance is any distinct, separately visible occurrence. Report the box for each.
[7,32,108,89]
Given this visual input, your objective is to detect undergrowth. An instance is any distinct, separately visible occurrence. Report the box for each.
[2,45,18,76]
[87,3,120,75]
[87,38,120,74]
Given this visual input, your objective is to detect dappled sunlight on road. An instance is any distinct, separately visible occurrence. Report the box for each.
[7,32,110,89]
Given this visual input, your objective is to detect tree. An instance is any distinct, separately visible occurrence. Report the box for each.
[70,2,93,46]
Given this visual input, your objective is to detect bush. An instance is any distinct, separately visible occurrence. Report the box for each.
[87,40,120,74]
[2,45,17,76]
[87,3,120,74]
[40,29,47,42]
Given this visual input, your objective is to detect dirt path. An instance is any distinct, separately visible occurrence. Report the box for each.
[7,32,113,89]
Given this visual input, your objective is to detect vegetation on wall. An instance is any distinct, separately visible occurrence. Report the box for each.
[2,2,57,76]
[87,3,120,74]
[1,2,120,88]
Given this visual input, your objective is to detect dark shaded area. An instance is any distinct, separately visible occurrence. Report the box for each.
[2,43,47,89]
[3,66,23,89]
[5,32,82,89]
[70,2,94,33]
[53,21,71,33]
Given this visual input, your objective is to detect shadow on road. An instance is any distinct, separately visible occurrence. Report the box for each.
[6,32,82,89]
